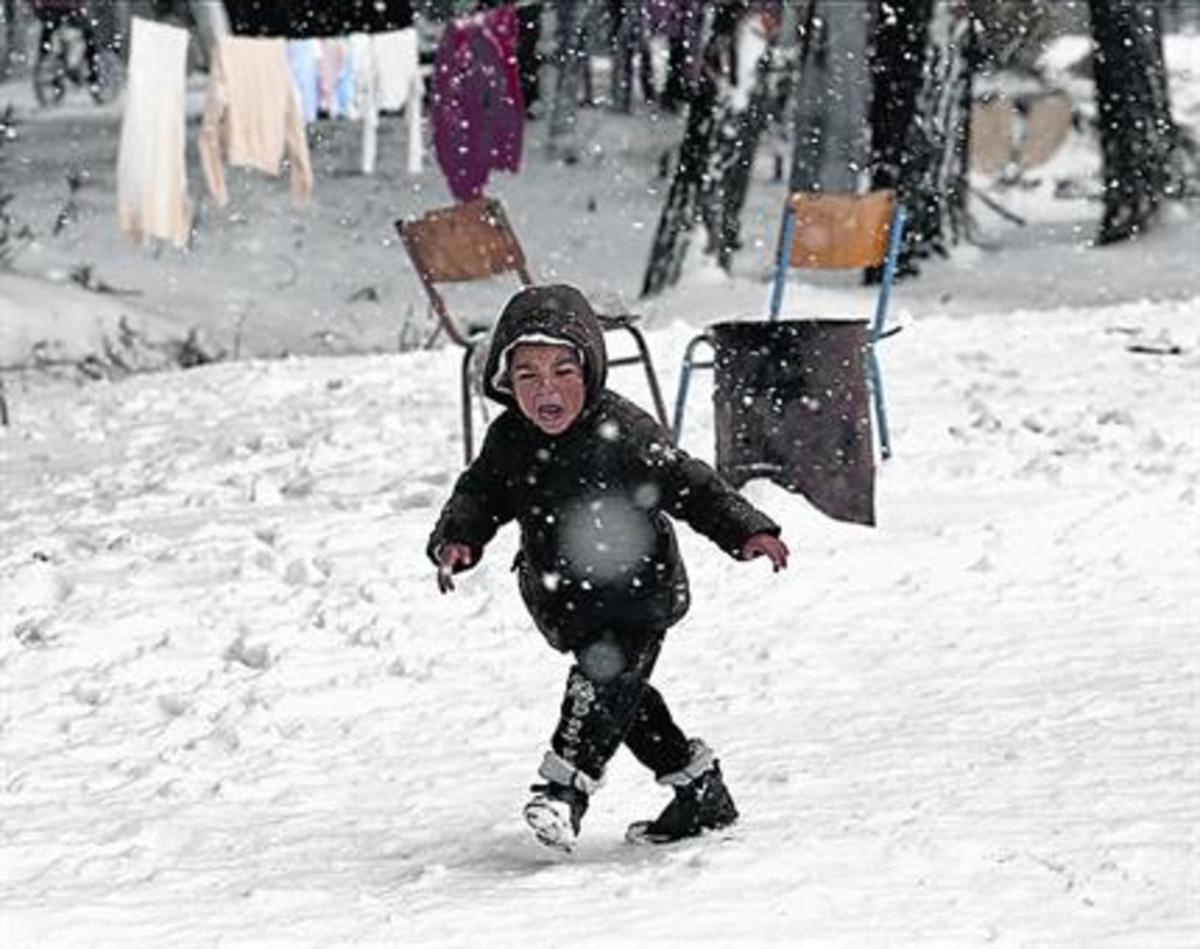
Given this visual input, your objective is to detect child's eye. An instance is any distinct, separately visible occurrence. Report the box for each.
[555,365,581,377]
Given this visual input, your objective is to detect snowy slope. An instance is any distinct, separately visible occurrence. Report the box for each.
[2,291,1197,947]
[2,26,1199,949]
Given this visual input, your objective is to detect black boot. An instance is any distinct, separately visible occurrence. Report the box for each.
[524,782,589,852]
[628,743,738,844]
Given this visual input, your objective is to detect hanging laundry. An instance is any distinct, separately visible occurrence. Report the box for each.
[333,43,355,115]
[432,13,525,203]
[225,0,413,38]
[481,4,523,117]
[372,27,419,112]
[117,17,192,248]
[199,36,314,208]
[318,39,355,118]
[350,26,421,175]
[287,39,320,123]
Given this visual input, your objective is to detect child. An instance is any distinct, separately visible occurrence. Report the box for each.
[427,284,789,851]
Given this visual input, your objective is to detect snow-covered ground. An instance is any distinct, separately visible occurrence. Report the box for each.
[1,29,1199,949]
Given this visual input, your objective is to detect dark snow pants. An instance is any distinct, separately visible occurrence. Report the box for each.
[550,628,693,784]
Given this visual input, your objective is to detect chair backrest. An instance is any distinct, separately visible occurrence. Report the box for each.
[1020,91,1072,170]
[765,187,907,459]
[397,196,533,346]
[784,190,896,270]
[970,96,1016,176]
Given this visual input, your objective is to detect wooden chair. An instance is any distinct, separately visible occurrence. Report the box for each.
[673,188,906,458]
[397,196,669,463]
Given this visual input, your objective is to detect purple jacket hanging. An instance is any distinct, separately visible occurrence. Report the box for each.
[432,13,525,203]
[481,4,523,145]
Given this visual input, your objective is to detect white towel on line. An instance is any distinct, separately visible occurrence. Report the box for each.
[117,17,192,248]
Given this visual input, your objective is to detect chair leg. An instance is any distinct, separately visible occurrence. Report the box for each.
[619,325,670,432]
[867,346,891,461]
[768,208,795,321]
[865,205,906,462]
[671,334,712,447]
[461,345,476,465]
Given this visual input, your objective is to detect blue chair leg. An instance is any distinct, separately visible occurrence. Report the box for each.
[867,204,907,461]
[671,334,712,446]
[867,348,891,461]
[768,208,796,322]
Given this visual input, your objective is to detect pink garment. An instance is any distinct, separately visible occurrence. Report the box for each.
[117,17,191,248]
[432,13,524,203]
[481,4,522,122]
[318,39,348,118]
[199,36,313,209]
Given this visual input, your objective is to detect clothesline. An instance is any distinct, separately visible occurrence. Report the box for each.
[117,15,425,250]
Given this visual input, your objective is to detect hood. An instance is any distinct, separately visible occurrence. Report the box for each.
[482,284,608,409]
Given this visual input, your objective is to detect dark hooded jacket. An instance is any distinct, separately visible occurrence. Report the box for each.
[426,284,780,652]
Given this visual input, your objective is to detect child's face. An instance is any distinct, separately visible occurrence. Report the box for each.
[509,343,586,436]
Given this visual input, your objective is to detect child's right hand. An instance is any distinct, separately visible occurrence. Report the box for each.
[436,543,474,593]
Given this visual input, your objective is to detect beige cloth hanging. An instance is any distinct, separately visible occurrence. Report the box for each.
[117,17,191,248]
[199,36,314,208]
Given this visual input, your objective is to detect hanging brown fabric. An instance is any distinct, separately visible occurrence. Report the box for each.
[709,319,875,527]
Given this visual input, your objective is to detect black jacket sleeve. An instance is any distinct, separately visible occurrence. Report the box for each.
[624,408,780,557]
[426,418,517,567]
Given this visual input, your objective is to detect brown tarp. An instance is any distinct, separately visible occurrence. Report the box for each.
[709,319,876,527]
[970,90,1073,175]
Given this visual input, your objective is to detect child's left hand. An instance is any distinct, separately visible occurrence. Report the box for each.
[436,543,474,593]
[741,533,789,572]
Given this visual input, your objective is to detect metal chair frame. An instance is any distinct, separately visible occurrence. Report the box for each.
[397,196,669,464]
[672,189,907,459]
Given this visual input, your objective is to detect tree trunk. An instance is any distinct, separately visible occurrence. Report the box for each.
[547,0,604,157]
[788,0,873,194]
[188,0,230,52]
[701,6,780,272]
[640,64,719,297]
[2,0,19,79]
[640,1,767,296]
[1088,0,1185,244]
[869,0,974,274]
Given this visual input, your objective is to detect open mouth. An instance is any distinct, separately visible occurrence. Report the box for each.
[535,404,572,432]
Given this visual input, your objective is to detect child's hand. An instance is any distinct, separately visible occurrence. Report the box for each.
[436,543,474,593]
[741,533,789,572]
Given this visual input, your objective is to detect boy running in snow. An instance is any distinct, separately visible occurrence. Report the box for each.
[427,284,789,851]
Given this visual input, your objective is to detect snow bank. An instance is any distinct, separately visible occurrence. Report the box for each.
[0,270,199,371]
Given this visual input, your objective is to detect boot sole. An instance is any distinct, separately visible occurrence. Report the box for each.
[523,800,577,853]
[625,815,737,846]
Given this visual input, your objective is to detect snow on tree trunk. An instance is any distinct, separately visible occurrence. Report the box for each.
[869,0,973,275]
[787,0,872,194]
[1088,0,1184,245]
